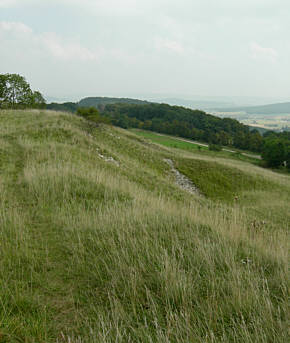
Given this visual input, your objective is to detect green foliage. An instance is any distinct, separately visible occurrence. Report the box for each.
[132,130,204,150]
[101,103,264,153]
[46,101,78,112]
[262,139,287,167]
[77,107,111,124]
[30,91,46,109]
[48,99,263,152]
[46,97,151,113]
[132,129,262,165]
[209,144,222,151]
[261,131,290,169]
[78,96,151,108]
[0,73,45,109]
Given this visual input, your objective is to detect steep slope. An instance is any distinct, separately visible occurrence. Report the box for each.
[0,109,289,342]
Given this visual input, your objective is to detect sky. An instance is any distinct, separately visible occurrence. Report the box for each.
[0,0,289,101]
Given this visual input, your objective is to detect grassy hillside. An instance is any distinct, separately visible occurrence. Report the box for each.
[130,129,261,165]
[0,110,289,342]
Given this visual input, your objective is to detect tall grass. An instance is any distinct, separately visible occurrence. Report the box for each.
[0,110,289,342]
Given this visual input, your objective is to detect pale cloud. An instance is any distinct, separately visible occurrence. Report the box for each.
[0,0,287,17]
[50,0,145,16]
[0,0,36,7]
[155,37,185,54]
[0,0,147,15]
[0,21,32,34]
[0,0,18,7]
[0,21,99,61]
[0,1,289,98]
[41,33,99,61]
[250,42,278,61]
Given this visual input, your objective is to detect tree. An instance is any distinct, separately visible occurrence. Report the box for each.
[31,91,46,109]
[0,74,8,106]
[261,139,286,167]
[286,147,290,170]
[248,131,263,152]
[0,73,45,109]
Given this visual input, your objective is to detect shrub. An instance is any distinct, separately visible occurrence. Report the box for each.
[77,107,111,124]
[209,144,222,151]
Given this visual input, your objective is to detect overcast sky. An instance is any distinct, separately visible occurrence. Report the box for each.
[0,0,289,101]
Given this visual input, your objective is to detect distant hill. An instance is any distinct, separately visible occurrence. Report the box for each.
[154,98,235,110]
[150,95,289,110]
[216,102,290,115]
[47,96,151,112]
[79,97,151,107]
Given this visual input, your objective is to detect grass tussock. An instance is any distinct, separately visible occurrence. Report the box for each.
[0,109,289,342]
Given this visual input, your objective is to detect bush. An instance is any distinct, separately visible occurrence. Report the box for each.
[261,139,286,168]
[77,107,111,124]
[209,144,222,151]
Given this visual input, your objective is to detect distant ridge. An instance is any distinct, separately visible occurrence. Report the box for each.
[47,96,151,112]
[79,97,151,107]
[153,98,235,110]
[216,102,290,115]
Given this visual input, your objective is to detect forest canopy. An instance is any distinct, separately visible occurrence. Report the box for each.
[101,103,264,152]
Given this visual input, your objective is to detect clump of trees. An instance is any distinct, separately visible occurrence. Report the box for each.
[0,73,45,109]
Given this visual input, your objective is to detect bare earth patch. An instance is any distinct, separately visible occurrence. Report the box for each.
[164,158,201,196]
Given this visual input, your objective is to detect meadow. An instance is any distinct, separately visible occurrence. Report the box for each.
[0,110,289,342]
[131,129,261,165]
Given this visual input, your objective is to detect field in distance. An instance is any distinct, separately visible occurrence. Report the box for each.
[0,109,289,342]
[212,112,290,131]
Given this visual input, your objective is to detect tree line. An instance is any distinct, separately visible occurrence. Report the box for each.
[0,73,45,109]
[86,103,289,170]
[101,103,264,151]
